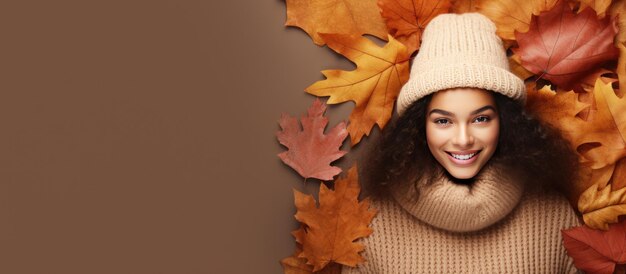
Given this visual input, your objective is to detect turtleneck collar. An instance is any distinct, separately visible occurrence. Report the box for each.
[390,162,524,233]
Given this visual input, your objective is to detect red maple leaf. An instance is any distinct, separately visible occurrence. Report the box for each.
[277,99,348,181]
[562,219,626,274]
[514,0,619,91]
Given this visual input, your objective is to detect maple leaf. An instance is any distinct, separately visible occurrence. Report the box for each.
[378,0,451,54]
[610,0,626,98]
[579,183,626,230]
[527,79,626,170]
[562,219,626,274]
[478,0,559,40]
[284,0,388,46]
[451,0,480,13]
[514,1,619,91]
[281,240,342,274]
[306,34,410,145]
[509,53,534,81]
[292,165,376,271]
[277,99,348,181]
[579,0,612,17]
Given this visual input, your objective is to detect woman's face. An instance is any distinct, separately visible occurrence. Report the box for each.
[425,88,499,179]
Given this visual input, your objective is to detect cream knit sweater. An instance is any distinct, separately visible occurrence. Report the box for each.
[342,164,581,274]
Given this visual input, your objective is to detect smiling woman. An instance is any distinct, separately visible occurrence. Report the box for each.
[342,13,582,274]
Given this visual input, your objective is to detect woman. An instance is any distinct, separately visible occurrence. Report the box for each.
[342,13,581,273]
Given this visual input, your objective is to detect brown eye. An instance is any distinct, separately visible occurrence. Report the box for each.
[434,118,450,125]
[474,116,490,123]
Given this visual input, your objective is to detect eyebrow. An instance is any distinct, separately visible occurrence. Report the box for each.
[428,105,497,117]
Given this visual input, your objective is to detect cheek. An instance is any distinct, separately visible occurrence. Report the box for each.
[426,124,446,150]
[481,124,500,149]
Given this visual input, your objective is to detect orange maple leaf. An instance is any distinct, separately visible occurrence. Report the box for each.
[451,0,480,13]
[514,1,619,91]
[579,0,612,17]
[306,34,410,145]
[378,0,451,54]
[527,79,626,209]
[527,80,626,170]
[478,0,559,40]
[277,99,348,181]
[284,0,388,46]
[562,219,626,274]
[610,0,626,98]
[292,165,376,271]
[281,240,342,274]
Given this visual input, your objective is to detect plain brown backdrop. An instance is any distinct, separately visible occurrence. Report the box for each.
[0,0,378,273]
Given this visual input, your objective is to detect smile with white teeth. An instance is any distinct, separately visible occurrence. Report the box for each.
[448,152,478,160]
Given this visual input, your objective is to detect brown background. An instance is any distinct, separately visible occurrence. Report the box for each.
[0,0,372,273]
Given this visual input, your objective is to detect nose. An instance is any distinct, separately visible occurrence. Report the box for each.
[452,124,474,147]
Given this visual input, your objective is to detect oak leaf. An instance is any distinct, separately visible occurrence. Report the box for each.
[306,34,410,145]
[514,1,619,91]
[378,0,451,54]
[293,165,376,271]
[578,183,626,230]
[277,99,348,181]
[562,219,626,274]
[285,0,388,46]
[478,0,558,40]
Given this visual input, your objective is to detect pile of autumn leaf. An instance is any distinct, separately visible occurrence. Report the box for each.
[276,0,626,273]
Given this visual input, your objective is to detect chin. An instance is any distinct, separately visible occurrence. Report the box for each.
[447,169,480,180]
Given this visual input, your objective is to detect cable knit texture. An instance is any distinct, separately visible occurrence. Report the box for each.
[396,13,526,115]
[341,165,581,273]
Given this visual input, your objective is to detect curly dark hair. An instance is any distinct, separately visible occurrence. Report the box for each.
[361,91,579,201]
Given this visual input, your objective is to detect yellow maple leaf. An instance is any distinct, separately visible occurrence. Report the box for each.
[285,0,388,45]
[578,183,626,230]
[292,165,376,271]
[478,0,559,40]
[306,34,410,145]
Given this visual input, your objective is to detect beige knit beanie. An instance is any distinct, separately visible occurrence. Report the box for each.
[396,13,526,115]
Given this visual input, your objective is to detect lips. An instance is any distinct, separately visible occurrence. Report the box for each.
[445,150,481,165]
